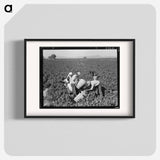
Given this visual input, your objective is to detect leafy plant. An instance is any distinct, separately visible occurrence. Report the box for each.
[43,58,118,107]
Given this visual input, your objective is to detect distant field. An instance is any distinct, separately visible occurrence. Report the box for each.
[42,58,118,107]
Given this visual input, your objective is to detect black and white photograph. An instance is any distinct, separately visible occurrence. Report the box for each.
[40,47,119,108]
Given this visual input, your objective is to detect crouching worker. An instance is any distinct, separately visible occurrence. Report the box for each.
[62,71,82,96]
[69,72,81,95]
[87,75,103,97]
[62,72,73,85]
[73,75,103,102]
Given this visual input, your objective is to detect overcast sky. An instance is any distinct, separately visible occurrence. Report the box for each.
[43,49,117,59]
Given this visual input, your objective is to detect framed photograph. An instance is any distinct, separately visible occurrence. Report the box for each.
[25,39,135,118]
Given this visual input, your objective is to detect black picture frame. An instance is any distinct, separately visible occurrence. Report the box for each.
[24,39,135,118]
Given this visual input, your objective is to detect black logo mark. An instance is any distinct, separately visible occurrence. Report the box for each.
[4,4,12,13]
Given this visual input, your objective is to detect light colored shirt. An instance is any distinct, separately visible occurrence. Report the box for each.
[70,74,78,84]
[67,83,73,92]
[63,78,69,83]
[66,74,72,83]
[90,80,100,90]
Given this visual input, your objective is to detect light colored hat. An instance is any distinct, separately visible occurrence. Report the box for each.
[93,75,98,80]
[68,72,73,75]
[77,72,81,75]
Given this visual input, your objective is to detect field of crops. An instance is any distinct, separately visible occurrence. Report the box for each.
[43,58,118,107]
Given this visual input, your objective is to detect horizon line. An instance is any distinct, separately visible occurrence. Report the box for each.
[44,57,117,59]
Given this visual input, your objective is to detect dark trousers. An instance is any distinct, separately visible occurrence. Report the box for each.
[95,84,103,97]
[71,83,77,95]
